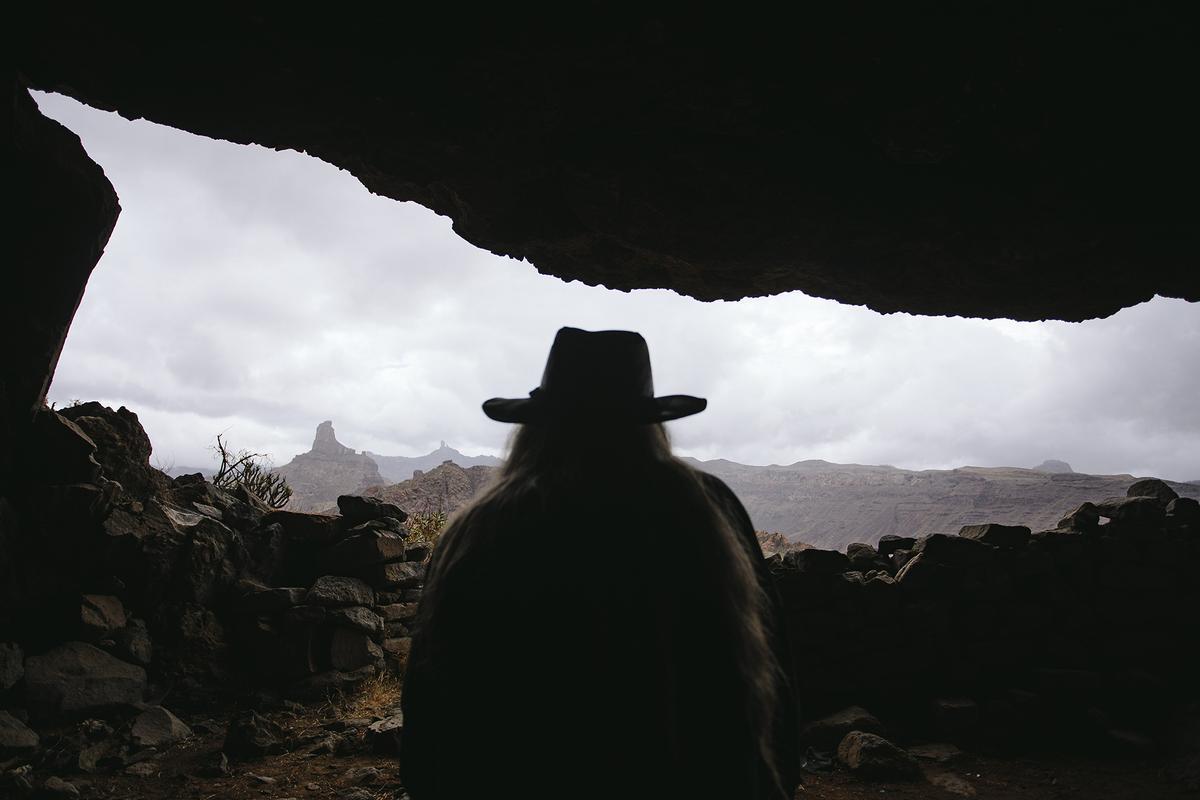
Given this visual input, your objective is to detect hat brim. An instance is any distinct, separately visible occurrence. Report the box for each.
[482,394,707,424]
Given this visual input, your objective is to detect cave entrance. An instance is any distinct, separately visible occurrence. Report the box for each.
[25,91,1200,544]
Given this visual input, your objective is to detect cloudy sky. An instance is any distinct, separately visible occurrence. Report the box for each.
[36,92,1200,482]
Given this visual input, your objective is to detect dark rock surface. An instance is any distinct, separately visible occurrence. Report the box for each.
[59,403,169,498]
[222,710,285,761]
[24,642,146,719]
[0,709,39,753]
[336,495,407,527]
[14,10,1199,322]
[836,731,922,780]
[130,705,192,748]
[306,576,375,608]
[5,77,119,485]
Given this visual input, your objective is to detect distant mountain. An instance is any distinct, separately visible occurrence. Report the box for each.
[163,465,214,479]
[683,458,1199,549]
[364,461,496,516]
[1032,459,1075,474]
[273,423,500,512]
[273,423,1199,552]
[273,421,385,511]
[364,441,501,483]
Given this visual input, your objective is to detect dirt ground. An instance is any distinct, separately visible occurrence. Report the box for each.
[19,679,1198,800]
[70,737,1198,800]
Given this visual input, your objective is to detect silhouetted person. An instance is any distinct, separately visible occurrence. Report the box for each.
[400,327,800,799]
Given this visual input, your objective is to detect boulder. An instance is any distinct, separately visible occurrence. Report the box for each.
[958,523,1030,549]
[328,531,407,571]
[382,638,413,660]
[243,587,308,613]
[337,495,407,526]
[378,603,420,623]
[42,776,81,797]
[345,517,406,536]
[913,533,992,566]
[782,548,852,577]
[328,606,385,636]
[800,705,886,749]
[0,641,23,689]
[330,629,384,671]
[264,510,340,544]
[847,542,890,572]
[877,535,916,557]
[0,710,39,753]
[1095,495,1166,527]
[365,713,404,754]
[1166,497,1200,527]
[1126,478,1179,503]
[223,710,286,760]
[111,619,153,666]
[1057,502,1100,531]
[25,642,146,719]
[403,544,432,563]
[80,594,127,639]
[306,575,374,607]
[356,560,424,589]
[836,731,921,780]
[27,409,101,485]
[131,705,192,748]
[59,403,169,498]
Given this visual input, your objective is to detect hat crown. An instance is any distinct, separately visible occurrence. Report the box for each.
[481,326,705,424]
[538,327,655,403]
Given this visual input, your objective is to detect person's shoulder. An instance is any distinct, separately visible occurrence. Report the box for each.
[692,468,737,501]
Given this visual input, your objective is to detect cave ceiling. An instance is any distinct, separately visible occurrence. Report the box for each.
[16,6,1199,321]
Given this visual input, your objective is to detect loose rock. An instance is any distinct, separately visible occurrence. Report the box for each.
[836,731,921,780]
[0,641,23,690]
[0,710,39,753]
[337,495,407,526]
[131,706,192,748]
[306,576,374,607]
[24,642,146,719]
[800,706,886,750]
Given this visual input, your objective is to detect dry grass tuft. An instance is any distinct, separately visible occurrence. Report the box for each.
[342,671,404,719]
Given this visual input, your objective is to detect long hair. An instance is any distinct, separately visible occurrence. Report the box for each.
[417,419,781,791]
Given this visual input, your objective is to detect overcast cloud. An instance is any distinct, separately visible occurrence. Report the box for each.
[35,93,1200,482]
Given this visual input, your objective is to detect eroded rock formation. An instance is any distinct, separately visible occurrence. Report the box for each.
[273,422,385,512]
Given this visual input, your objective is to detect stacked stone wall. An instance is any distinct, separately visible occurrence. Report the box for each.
[771,485,1200,748]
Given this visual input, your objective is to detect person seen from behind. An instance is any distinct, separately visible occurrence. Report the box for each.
[400,326,800,799]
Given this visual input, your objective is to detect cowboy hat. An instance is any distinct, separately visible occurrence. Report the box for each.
[482,327,707,424]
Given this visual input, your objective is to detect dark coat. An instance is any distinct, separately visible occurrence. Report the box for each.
[399,469,800,799]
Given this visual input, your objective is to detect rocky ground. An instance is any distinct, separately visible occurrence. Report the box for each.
[6,691,1197,799]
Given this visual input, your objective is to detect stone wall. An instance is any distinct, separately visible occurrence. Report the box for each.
[773,484,1200,750]
[2,401,1197,763]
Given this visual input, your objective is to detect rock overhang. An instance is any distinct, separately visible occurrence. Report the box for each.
[12,6,1200,321]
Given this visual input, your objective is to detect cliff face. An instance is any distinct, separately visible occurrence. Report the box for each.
[364,462,496,516]
[687,459,1200,548]
[273,422,385,512]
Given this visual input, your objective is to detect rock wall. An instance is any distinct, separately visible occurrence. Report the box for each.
[0,405,423,721]
[2,401,1196,768]
[4,77,119,488]
[774,486,1200,750]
